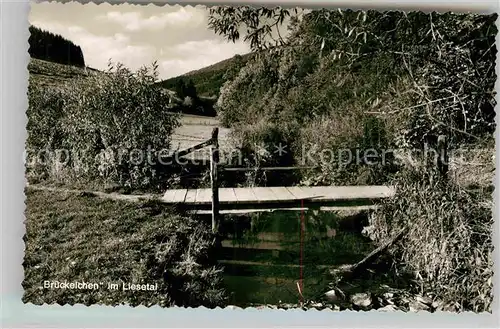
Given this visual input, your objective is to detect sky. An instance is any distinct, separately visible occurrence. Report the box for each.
[29,2,252,80]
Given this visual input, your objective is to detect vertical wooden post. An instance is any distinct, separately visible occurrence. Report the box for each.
[210,128,220,233]
[437,135,448,179]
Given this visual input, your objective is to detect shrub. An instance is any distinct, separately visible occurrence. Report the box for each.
[227,118,297,186]
[371,166,494,312]
[213,11,497,186]
[26,61,180,190]
[26,86,68,181]
[139,208,227,308]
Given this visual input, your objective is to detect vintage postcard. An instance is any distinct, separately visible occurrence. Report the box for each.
[23,1,496,313]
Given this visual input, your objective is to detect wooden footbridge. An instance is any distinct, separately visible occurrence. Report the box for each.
[163,185,395,211]
[163,127,401,232]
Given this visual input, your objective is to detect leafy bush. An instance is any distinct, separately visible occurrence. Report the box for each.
[26,61,180,190]
[371,167,494,312]
[26,86,68,181]
[216,54,280,128]
[212,10,496,187]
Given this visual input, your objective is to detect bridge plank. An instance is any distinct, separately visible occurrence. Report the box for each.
[219,188,237,203]
[172,189,188,203]
[286,186,311,200]
[269,186,296,201]
[185,189,197,203]
[251,187,278,202]
[233,188,257,203]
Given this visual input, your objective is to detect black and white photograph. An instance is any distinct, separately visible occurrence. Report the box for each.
[22,1,496,313]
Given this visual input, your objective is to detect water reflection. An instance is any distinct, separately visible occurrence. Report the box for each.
[217,210,375,306]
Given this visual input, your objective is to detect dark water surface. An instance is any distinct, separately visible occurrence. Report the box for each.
[216,210,375,306]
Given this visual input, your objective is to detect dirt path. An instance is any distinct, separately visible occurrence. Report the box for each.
[26,184,160,203]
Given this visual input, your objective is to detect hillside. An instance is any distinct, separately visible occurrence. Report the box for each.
[158,53,252,97]
[28,58,101,88]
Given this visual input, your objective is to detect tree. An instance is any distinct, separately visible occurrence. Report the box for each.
[209,8,497,147]
[28,25,85,67]
[185,79,198,100]
[173,78,187,99]
[208,6,296,52]
[173,78,198,101]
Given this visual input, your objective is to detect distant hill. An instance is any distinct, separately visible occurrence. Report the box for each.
[28,34,252,118]
[29,26,86,67]
[158,53,252,98]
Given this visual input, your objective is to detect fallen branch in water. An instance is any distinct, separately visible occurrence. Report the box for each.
[330,227,408,279]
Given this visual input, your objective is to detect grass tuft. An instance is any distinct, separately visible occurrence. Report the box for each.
[371,163,494,313]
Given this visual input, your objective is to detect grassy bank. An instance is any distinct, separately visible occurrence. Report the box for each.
[23,188,226,307]
[370,159,494,313]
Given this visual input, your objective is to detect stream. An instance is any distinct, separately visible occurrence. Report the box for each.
[215,209,388,307]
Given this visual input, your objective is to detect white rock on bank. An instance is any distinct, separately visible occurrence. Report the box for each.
[351,293,372,308]
[383,292,394,300]
[409,300,431,312]
[416,295,433,306]
[325,290,338,301]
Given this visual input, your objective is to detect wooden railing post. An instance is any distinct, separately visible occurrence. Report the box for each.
[210,128,220,233]
[437,135,449,179]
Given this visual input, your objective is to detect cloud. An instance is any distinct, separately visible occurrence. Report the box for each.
[101,7,206,32]
[160,39,249,78]
[30,21,155,71]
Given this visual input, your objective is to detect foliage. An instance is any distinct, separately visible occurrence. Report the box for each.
[208,6,296,51]
[29,25,85,67]
[371,166,493,313]
[208,8,496,312]
[23,188,227,308]
[26,61,180,190]
[217,54,280,127]
[173,77,198,100]
[210,9,496,186]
